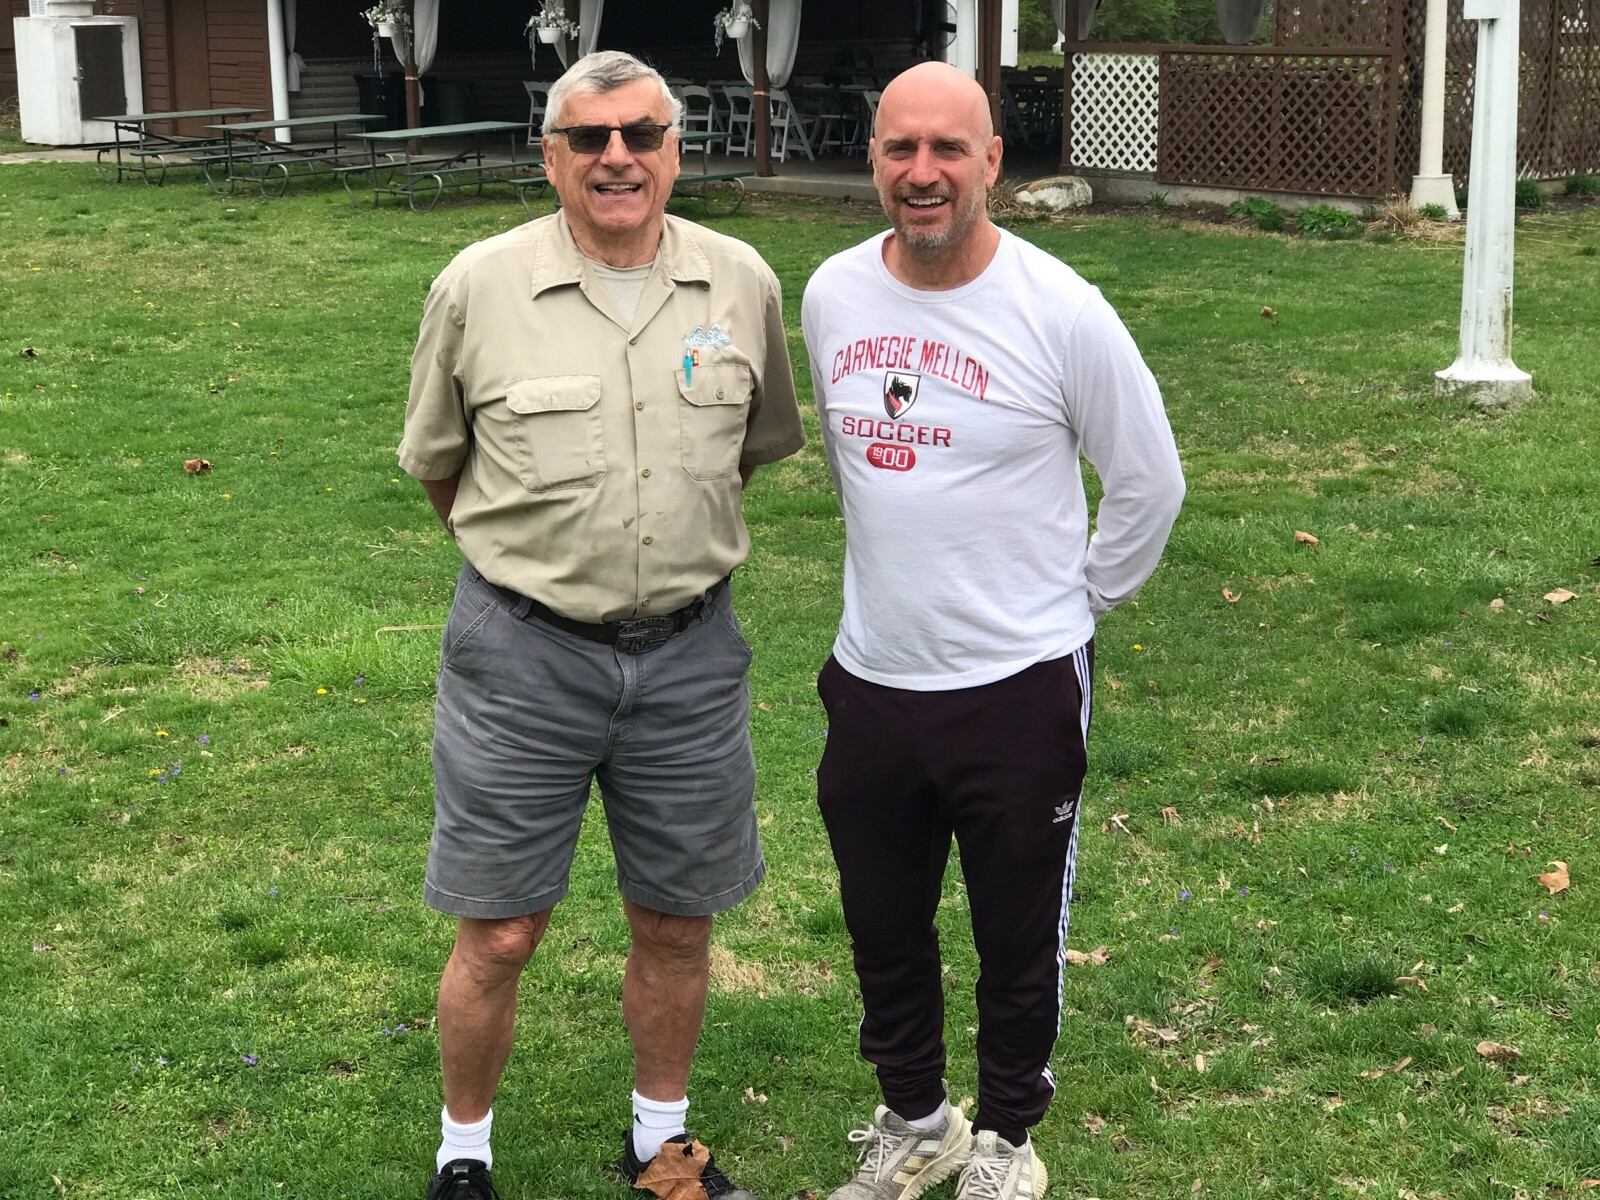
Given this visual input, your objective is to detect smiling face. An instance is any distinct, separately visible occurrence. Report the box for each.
[871,64,1003,284]
[542,77,680,266]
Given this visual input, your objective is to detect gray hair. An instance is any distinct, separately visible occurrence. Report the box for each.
[543,50,682,136]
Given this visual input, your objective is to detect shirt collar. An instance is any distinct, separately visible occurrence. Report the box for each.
[530,213,712,298]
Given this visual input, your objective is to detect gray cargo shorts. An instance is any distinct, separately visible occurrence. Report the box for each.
[424,564,763,919]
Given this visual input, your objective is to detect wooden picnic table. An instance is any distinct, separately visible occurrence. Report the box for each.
[202,113,385,197]
[96,107,260,185]
[347,120,545,212]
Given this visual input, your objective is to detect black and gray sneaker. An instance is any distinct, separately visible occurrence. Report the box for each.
[427,1158,501,1200]
[620,1131,758,1200]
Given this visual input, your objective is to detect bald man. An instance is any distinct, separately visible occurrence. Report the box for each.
[801,63,1185,1200]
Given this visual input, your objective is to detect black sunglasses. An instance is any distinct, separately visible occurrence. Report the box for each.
[549,123,672,154]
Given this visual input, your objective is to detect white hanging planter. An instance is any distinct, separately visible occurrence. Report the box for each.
[723,15,751,39]
[536,25,564,43]
[376,19,398,38]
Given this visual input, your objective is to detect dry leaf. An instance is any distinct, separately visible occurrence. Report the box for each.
[1082,1113,1107,1135]
[1392,1056,1413,1072]
[1544,588,1577,605]
[1194,1053,1208,1073]
[1436,815,1458,832]
[1488,598,1506,613]
[1221,587,1241,603]
[21,346,38,358]
[756,702,773,712]
[1359,1067,1388,1080]
[1394,976,1429,993]
[1104,812,1131,835]
[1538,860,1570,895]
[1476,1041,1522,1063]
[1260,306,1277,322]
[1446,901,1465,914]
[1066,945,1111,967]
[1294,530,1320,547]
[183,457,213,474]
[635,1139,715,1200]
[1578,1181,1600,1190]
[742,1086,767,1104]
[1126,1015,1181,1046]
[1161,805,1182,826]
[1433,843,1449,855]
[1322,1095,1345,1112]
[1192,1180,1204,1196]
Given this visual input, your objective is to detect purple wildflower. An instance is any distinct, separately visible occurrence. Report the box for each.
[353,673,366,687]
[1237,886,1249,897]
[57,766,67,776]
[198,734,210,745]
[29,692,40,702]
[1178,888,1192,902]
[241,1054,258,1066]
[170,762,182,777]
[268,887,279,897]
[156,774,168,785]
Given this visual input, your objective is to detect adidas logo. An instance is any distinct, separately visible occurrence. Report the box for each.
[1052,798,1076,825]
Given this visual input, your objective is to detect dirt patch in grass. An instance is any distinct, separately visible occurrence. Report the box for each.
[709,944,770,996]
[173,655,268,699]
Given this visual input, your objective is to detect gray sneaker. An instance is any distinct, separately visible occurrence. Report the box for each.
[954,1131,1047,1200]
[827,1104,972,1200]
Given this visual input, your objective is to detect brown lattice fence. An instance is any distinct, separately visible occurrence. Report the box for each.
[1067,0,1600,199]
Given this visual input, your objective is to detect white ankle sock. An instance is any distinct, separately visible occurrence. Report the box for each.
[904,1099,949,1131]
[631,1090,690,1161]
[437,1106,493,1171]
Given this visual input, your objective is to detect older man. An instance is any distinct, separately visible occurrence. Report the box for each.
[399,50,804,1200]
[802,63,1185,1200]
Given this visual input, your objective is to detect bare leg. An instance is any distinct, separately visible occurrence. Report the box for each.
[437,910,553,1120]
[622,900,712,1102]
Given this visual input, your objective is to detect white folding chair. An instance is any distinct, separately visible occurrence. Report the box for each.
[676,85,724,153]
[857,90,881,158]
[768,87,815,162]
[721,83,755,155]
[524,81,551,146]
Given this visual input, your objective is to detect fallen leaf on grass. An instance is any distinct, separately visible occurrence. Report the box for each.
[20,347,38,359]
[1260,306,1277,323]
[1359,1067,1388,1080]
[1578,1181,1600,1190]
[1433,843,1448,855]
[1446,901,1465,914]
[743,1086,767,1104]
[1476,1041,1522,1063]
[183,458,212,474]
[1294,530,1320,547]
[1194,1053,1207,1073]
[1488,598,1506,613]
[1066,945,1110,967]
[1221,588,1241,603]
[1544,588,1577,605]
[1103,812,1131,835]
[1126,1016,1181,1046]
[1161,805,1182,825]
[1082,1113,1107,1135]
[1538,860,1570,895]
[1394,976,1429,993]
[1436,815,1458,832]
[1322,1095,1345,1111]
[636,1139,715,1200]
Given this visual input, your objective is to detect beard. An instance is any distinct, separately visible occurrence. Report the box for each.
[882,187,986,255]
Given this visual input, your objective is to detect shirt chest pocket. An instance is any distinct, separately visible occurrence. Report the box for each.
[676,362,751,482]
[505,375,605,492]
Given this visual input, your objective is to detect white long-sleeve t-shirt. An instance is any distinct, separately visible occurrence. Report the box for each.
[802,228,1185,691]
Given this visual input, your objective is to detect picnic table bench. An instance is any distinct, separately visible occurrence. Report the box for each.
[347,120,544,213]
[96,107,260,185]
[200,113,385,197]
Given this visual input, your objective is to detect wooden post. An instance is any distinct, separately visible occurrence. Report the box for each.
[978,0,1003,136]
[753,0,772,176]
[403,0,421,151]
[1059,0,1077,172]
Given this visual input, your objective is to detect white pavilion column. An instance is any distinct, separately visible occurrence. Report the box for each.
[1436,0,1531,408]
[266,0,292,142]
[1410,0,1457,216]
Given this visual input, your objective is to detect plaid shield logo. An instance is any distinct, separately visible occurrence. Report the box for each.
[883,370,921,419]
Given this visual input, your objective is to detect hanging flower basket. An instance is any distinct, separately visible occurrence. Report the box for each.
[712,5,758,54]
[536,25,564,43]
[723,15,750,38]
[376,19,398,38]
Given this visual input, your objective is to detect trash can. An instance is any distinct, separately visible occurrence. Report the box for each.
[431,78,477,126]
[353,73,408,130]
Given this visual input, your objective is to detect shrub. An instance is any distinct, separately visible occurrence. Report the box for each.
[1567,171,1600,196]
[1514,179,1546,209]
[1145,190,1170,209]
[1226,195,1286,232]
[1298,204,1362,239]
[1455,185,1469,210]
[1418,202,1449,221]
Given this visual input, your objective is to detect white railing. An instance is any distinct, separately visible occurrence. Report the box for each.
[1072,52,1160,173]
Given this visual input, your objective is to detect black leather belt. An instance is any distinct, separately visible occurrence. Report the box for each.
[480,573,729,655]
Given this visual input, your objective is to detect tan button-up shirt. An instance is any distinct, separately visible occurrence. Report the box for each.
[399,213,805,623]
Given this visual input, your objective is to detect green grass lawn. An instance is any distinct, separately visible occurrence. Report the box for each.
[0,165,1596,1200]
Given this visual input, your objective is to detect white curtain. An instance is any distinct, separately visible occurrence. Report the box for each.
[414,0,439,76]
[1051,0,1100,40]
[285,0,303,91]
[1216,0,1270,44]
[737,0,803,89]
[555,0,605,68]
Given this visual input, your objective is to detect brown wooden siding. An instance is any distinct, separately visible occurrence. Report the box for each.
[1,0,26,106]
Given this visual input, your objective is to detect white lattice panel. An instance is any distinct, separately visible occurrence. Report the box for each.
[1072,53,1160,173]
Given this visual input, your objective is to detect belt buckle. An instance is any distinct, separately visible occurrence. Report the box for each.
[615,615,677,655]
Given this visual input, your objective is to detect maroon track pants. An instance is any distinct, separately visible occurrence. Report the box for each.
[816,645,1092,1147]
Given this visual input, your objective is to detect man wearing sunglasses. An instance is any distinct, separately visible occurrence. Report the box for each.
[401,49,803,1200]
